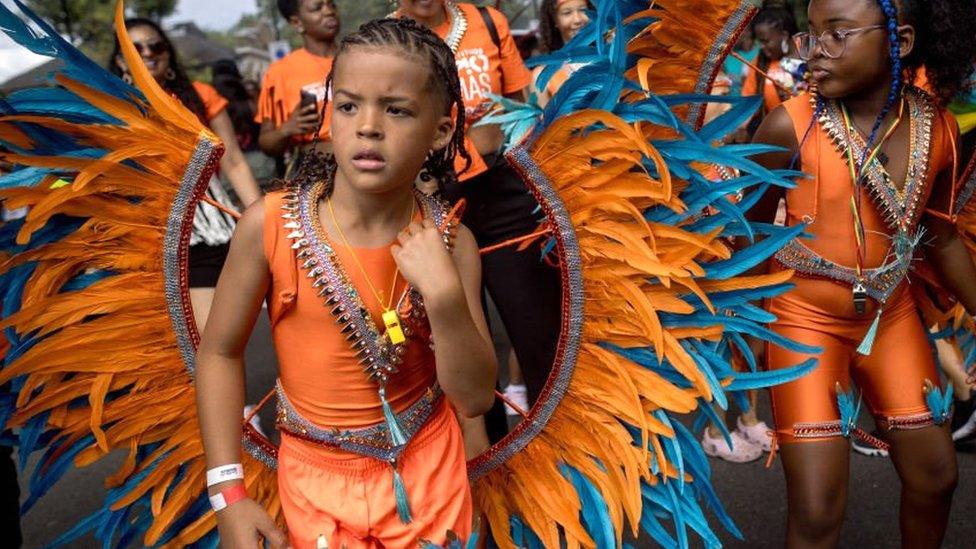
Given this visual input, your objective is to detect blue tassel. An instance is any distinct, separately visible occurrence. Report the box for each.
[379,387,408,447]
[836,384,862,437]
[924,380,953,425]
[391,463,413,523]
[857,310,882,355]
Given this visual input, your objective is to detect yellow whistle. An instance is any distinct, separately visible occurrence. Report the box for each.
[382,309,406,344]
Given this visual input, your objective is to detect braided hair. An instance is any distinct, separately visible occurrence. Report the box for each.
[855,0,902,159]
[300,17,470,195]
[107,18,209,127]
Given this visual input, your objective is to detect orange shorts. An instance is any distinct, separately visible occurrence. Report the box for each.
[277,400,473,548]
[767,280,941,443]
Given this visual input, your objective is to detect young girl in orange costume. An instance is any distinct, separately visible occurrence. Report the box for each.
[749,0,976,546]
[194,18,496,549]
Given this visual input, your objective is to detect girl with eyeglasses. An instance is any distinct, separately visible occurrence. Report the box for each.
[109,19,262,332]
[747,0,976,546]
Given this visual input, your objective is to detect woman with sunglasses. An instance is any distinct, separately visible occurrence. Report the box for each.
[109,19,262,330]
[746,0,976,546]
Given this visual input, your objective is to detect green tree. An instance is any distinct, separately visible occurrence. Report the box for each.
[131,0,178,21]
[26,0,179,63]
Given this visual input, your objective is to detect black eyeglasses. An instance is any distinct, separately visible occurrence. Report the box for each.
[792,25,884,60]
[132,40,168,56]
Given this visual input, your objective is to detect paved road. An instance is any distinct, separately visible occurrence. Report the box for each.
[15,313,976,548]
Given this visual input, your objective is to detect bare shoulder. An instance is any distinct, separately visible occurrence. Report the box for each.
[753,104,799,152]
[227,196,269,257]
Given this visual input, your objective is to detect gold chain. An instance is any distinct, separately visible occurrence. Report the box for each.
[325,196,415,313]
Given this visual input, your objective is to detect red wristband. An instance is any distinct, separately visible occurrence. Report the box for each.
[209,483,248,512]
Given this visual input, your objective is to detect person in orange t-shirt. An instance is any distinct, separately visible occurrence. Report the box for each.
[395,1,559,448]
[256,0,340,160]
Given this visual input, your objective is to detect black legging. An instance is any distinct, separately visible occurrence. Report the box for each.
[446,155,563,440]
[0,442,21,548]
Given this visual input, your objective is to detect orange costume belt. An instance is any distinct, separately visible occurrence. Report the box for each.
[773,238,912,304]
[275,380,443,463]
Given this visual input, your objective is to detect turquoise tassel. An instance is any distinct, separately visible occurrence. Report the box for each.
[379,387,408,447]
[857,310,882,355]
[835,384,862,437]
[924,379,953,424]
[392,463,413,523]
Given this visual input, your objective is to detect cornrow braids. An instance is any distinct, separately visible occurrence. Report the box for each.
[292,17,471,196]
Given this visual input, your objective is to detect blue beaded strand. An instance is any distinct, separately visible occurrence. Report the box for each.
[859,0,903,168]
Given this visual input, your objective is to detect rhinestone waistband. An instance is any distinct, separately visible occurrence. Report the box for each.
[275,380,443,463]
[773,238,911,305]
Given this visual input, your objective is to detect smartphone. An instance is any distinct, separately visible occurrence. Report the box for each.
[299,90,317,112]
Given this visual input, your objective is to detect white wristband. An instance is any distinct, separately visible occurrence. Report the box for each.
[209,492,230,512]
[206,463,244,488]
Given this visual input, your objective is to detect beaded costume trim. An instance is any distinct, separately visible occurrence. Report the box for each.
[281,181,453,388]
[774,238,910,304]
[276,381,443,462]
[774,89,936,302]
[955,165,976,216]
[815,87,936,232]
[876,411,935,431]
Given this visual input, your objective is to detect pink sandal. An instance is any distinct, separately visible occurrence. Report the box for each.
[735,417,773,452]
[701,428,763,463]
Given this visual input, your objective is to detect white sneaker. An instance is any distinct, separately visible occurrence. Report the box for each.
[243,404,266,437]
[502,384,529,416]
[736,417,773,452]
[702,428,763,463]
[952,410,976,442]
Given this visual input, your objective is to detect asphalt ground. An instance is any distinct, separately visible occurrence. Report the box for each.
[13,312,976,548]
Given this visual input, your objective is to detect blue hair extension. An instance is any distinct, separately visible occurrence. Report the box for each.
[859,0,903,163]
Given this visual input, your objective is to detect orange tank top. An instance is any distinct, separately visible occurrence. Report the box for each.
[263,190,436,428]
[778,90,954,277]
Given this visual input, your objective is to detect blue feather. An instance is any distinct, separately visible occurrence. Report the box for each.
[561,464,615,549]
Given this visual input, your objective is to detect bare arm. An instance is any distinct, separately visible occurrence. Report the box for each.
[924,164,976,315]
[194,199,286,547]
[210,111,262,207]
[393,222,496,417]
[257,103,320,158]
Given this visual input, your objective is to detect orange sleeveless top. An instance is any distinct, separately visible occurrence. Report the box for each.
[263,190,436,428]
[779,90,955,273]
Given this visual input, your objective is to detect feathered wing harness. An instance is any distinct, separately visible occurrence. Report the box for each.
[469,1,819,548]
[0,1,277,546]
[0,0,818,548]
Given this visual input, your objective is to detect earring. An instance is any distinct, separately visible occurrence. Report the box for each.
[121,72,133,85]
[781,38,789,55]
[165,68,176,81]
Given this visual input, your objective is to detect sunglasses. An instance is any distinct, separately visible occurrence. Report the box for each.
[132,40,168,56]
